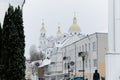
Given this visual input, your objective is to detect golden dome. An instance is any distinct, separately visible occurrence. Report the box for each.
[69,24,80,31]
[40,19,46,32]
[69,16,80,31]
[40,26,46,31]
[57,26,62,34]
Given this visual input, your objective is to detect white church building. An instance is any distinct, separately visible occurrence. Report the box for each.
[38,15,108,80]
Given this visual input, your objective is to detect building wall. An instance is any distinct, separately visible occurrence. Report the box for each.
[106,0,120,80]
[44,33,108,80]
[97,33,108,78]
[75,33,98,79]
[38,67,45,79]
[62,33,108,80]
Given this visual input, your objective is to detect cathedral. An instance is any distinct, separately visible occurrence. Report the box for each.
[38,15,108,80]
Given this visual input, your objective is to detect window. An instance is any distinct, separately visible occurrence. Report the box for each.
[77,46,79,52]
[92,42,96,51]
[64,63,69,69]
[93,59,97,67]
[57,47,58,51]
[41,33,42,36]
[88,43,90,51]
[58,42,60,44]
[79,46,81,52]
[75,32,77,34]
[86,60,88,68]
[85,44,87,51]
[51,51,52,53]
[82,45,84,51]
[64,35,66,37]
[79,61,81,68]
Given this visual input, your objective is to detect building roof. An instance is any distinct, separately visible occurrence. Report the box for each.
[39,59,51,67]
[62,35,81,48]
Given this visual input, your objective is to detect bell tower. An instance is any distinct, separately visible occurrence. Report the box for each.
[40,19,46,37]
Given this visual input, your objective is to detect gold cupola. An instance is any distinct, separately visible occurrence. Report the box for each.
[57,26,62,34]
[40,19,46,37]
[57,24,62,37]
[40,19,46,32]
[69,16,80,31]
[69,14,81,35]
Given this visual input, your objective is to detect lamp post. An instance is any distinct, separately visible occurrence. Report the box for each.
[78,52,87,80]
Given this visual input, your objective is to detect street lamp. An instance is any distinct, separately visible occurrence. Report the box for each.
[78,52,87,80]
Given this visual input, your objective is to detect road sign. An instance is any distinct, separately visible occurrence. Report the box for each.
[35,62,40,67]
[70,61,74,66]
[79,70,85,72]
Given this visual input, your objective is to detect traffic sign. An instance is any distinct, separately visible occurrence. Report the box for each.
[35,62,40,67]
[70,61,74,66]
[79,70,85,72]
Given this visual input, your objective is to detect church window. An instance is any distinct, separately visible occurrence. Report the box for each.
[64,35,66,37]
[93,59,97,67]
[57,47,58,51]
[79,46,81,51]
[92,42,96,51]
[58,42,60,44]
[88,43,90,51]
[82,45,84,51]
[85,44,87,51]
[85,59,88,68]
[75,32,76,35]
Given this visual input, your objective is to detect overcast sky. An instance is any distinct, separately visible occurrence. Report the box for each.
[0,0,108,59]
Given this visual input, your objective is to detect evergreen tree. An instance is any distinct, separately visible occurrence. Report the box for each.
[2,5,26,80]
[2,7,14,67]
[0,23,2,63]
[12,6,26,80]
[0,23,4,80]
[2,5,16,79]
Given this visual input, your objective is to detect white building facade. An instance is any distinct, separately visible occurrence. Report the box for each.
[62,33,108,80]
[106,0,120,80]
[38,16,108,80]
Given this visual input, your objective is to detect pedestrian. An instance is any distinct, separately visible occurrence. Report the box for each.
[86,78,88,80]
[93,70,100,80]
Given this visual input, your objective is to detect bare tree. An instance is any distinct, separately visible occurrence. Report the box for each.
[29,45,46,62]
[38,51,45,61]
[29,45,38,62]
